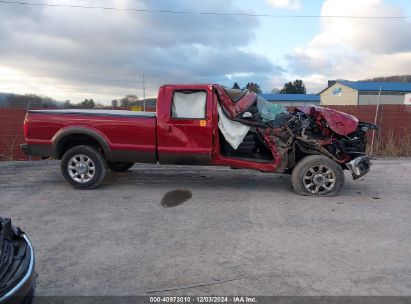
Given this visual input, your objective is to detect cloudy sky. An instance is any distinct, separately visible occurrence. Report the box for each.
[0,0,411,104]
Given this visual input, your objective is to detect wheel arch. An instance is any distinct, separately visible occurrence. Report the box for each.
[52,127,113,160]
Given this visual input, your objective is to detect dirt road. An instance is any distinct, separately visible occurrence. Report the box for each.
[0,159,410,296]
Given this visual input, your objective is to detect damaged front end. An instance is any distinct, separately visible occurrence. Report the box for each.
[215,87,378,181]
[294,105,377,179]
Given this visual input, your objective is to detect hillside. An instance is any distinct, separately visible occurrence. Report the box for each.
[0,93,11,105]
[0,92,63,108]
[364,75,411,82]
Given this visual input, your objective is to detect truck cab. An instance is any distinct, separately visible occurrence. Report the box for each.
[156,84,285,173]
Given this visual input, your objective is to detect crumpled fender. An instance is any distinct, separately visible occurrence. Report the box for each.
[297,105,359,136]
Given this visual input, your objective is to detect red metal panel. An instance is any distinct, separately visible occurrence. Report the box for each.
[214,85,257,119]
[25,112,157,153]
[156,84,214,163]
[297,105,359,136]
[0,108,29,160]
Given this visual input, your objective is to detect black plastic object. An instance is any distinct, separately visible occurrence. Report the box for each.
[0,217,31,299]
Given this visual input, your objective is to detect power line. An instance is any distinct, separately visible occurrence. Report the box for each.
[2,65,217,92]
[0,0,410,19]
[5,66,219,84]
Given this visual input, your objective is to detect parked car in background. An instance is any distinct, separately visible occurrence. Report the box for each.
[21,84,377,196]
[0,217,36,304]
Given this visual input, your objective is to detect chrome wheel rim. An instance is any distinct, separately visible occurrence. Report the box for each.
[303,164,336,194]
[68,154,95,183]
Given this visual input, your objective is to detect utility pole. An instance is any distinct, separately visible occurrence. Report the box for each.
[143,73,146,111]
[370,83,382,155]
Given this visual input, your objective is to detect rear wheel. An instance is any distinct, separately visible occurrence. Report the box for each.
[107,162,134,172]
[291,155,344,196]
[61,145,107,189]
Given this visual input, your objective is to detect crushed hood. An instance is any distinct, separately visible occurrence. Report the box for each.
[297,105,359,136]
[213,86,359,136]
[214,86,257,119]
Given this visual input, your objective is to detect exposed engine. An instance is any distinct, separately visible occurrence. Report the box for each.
[216,87,378,180]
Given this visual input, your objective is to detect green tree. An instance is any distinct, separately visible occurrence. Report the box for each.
[6,93,57,108]
[111,99,118,108]
[64,100,72,109]
[232,82,240,89]
[245,82,262,94]
[79,98,95,108]
[120,95,138,107]
[279,79,306,94]
[41,97,56,108]
[120,97,130,107]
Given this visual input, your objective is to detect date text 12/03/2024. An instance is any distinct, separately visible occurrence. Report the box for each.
[149,296,257,303]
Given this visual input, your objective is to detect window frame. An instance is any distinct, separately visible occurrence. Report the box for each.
[170,90,207,120]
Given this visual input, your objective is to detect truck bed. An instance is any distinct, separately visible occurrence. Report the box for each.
[25,109,157,163]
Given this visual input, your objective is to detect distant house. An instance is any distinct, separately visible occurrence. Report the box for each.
[259,94,320,106]
[320,81,411,105]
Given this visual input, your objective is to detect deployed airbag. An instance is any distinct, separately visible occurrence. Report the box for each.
[217,104,250,150]
[172,91,206,119]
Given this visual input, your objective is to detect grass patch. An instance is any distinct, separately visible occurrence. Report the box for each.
[371,129,411,157]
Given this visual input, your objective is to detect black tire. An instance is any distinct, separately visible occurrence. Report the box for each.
[61,145,107,189]
[291,155,344,196]
[107,162,134,172]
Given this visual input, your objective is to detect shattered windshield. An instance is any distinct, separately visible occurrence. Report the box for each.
[256,96,288,123]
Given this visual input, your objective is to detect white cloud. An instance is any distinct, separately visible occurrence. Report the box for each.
[266,0,301,10]
[285,0,411,92]
[0,0,281,102]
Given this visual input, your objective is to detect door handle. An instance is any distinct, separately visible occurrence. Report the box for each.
[168,126,172,132]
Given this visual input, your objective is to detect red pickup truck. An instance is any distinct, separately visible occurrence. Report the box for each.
[21,84,377,196]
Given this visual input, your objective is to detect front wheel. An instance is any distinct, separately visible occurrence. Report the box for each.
[291,155,344,196]
[107,162,134,172]
[61,145,107,189]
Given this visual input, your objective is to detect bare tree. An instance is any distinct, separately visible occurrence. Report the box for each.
[0,134,20,160]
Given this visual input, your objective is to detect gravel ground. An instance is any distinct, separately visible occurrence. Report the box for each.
[0,158,410,296]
